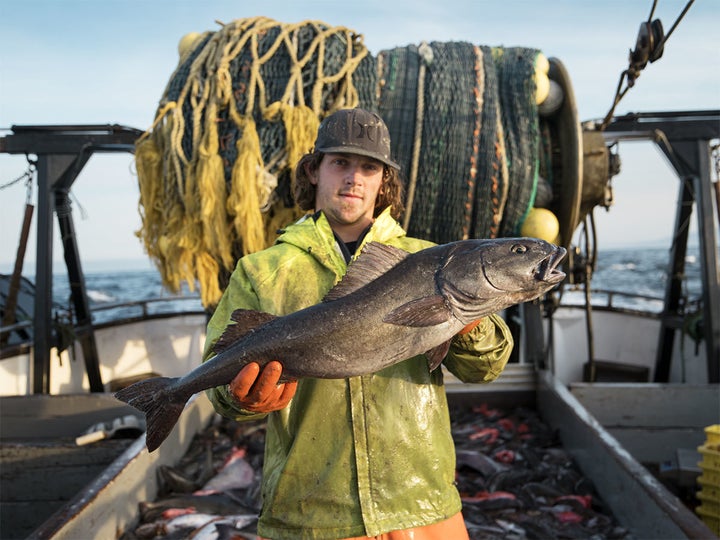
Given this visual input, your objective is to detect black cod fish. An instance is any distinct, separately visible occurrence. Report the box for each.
[116,237,566,451]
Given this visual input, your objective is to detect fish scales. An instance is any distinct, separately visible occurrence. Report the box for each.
[218,245,450,381]
[116,237,566,452]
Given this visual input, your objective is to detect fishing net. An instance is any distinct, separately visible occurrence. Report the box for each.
[472,45,508,240]
[135,17,545,307]
[135,17,374,306]
[378,43,540,244]
[381,42,480,243]
[494,47,540,237]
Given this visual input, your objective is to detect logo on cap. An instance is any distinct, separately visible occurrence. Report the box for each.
[314,108,400,170]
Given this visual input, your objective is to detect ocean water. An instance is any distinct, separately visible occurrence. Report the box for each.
[50,268,204,324]
[44,245,705,323]
[560,244,704,313]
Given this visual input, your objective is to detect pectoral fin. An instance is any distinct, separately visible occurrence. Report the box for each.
[383,295,452,327]
[425,340,451,371]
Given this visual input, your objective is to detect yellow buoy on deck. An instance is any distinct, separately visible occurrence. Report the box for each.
[520,207,560,243]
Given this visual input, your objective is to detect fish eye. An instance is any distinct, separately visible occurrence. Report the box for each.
[511,244,527,254]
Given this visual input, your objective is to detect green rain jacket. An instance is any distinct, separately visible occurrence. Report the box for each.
[203,207,513,540]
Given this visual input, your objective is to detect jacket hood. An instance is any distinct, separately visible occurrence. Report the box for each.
[275,206,407,268]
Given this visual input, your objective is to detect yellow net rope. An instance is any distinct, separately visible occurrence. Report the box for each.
[135,17,368,307]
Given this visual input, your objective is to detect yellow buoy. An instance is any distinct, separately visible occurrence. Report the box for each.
[535,52,551,105]
[535,71,550,105]
[520,207,560,243]
[538,79,564,116]
[178,32,201,58]
[536,52,550,74]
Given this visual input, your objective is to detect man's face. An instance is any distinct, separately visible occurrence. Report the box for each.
[310,152,385,241]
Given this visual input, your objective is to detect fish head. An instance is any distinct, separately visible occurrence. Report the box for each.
[439,238,566,321]
[477,237,567,292]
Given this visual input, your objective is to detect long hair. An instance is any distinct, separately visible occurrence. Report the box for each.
[293,151,405,220]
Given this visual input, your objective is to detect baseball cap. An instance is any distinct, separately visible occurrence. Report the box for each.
[314,108,400,170]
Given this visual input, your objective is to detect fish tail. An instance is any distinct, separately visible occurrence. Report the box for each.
[114,377,187,452]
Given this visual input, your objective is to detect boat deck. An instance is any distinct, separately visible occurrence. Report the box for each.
[1,366,715,539]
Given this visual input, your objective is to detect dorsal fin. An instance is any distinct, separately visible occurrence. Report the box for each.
[212,309,277,354]
[323,242,410,302]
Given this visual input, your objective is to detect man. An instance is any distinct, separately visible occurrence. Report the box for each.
[203,107,513,539]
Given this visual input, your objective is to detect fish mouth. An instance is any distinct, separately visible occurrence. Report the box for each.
[535,246,567,284]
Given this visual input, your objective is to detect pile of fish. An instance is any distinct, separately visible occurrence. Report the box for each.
[451,404,630,539]
[120,403,631,540]
[119,420,265,540]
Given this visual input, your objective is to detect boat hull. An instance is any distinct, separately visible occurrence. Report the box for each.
[0,393,216,540]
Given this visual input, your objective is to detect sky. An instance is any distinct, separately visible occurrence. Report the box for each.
[1,0,718,274]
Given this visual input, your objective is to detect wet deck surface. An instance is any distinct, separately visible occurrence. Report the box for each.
[120,402,633,539]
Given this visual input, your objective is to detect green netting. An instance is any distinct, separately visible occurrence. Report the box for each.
[494,47,540,236]
[377,45,420,176]
[471,45,507,240]
[135,16,543,306]
[377,43,539,244]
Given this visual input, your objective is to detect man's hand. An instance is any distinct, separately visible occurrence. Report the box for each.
[229,361,297,413]
[458,318,485,335]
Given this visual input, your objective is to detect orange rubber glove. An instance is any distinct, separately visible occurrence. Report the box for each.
[229,361,297,413]
[458,318,485,335]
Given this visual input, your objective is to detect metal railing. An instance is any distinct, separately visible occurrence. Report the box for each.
[559,287,666,313]
[1,295,205,358]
